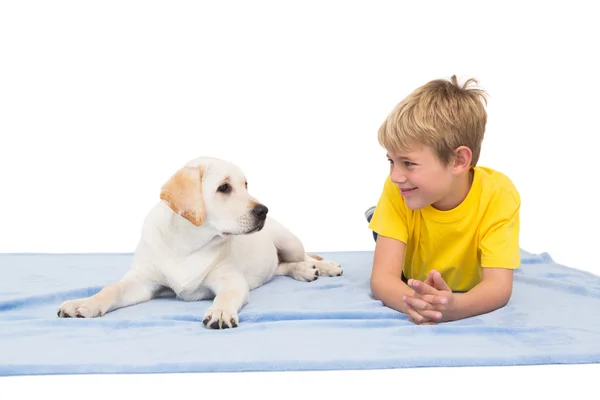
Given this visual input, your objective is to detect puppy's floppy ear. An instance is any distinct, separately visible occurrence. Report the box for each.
[160,165,205,226]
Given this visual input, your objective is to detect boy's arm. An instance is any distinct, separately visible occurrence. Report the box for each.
[368,176,416,314]
[370,235,414,315]
[407,267,515,323]
[440,267,514,322]
[448,180,521,321]
[407,187,520,323]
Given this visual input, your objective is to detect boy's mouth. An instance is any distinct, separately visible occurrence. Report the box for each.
[400,187,417,196]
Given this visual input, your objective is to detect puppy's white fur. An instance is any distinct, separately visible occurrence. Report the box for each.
[57,156,342,329]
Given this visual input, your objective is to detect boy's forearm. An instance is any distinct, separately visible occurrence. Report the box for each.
[444,278,512,322]
[370,274,415,315]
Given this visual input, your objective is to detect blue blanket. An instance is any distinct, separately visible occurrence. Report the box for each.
[1,249,599,376]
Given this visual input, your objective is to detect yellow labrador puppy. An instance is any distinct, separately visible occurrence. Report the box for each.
[57,156,342,329]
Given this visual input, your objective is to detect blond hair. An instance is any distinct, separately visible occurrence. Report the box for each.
[378,75,488,166]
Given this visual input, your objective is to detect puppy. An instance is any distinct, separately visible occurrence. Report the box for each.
[57,156,342,329]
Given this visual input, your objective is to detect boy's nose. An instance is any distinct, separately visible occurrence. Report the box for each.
[390,168,407,185]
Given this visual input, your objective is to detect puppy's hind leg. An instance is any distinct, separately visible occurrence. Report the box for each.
[276,260,320,282]
[276,254,343,282]
[270,219,343,282]
[305,253,343,277]
[269,219,318,282]
[57,269,161,318]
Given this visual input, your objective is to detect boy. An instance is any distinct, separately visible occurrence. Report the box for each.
[366,75,520,325]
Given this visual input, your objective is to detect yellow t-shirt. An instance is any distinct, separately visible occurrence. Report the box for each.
[368,166,521,292]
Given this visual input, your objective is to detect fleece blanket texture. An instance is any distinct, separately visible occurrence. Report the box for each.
[1,249,599,376]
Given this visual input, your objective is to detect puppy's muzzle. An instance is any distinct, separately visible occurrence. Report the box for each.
[252,204,268,220]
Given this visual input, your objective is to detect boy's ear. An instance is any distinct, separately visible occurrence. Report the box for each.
[453,146,473,172]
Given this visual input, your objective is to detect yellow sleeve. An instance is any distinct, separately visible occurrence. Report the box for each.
[368,176,408,243]
[479,188,521,269]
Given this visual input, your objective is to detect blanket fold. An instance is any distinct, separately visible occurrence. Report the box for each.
[1,249,599,376]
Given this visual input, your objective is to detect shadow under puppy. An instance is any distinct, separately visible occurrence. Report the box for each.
[57,156,342,329]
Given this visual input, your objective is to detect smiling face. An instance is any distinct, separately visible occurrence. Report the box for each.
[160,157,268,235]
[386,143,473,211]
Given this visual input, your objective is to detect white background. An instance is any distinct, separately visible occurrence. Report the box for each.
[1,0,598,397]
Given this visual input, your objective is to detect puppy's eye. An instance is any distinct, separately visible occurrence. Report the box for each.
[217,183,231,194]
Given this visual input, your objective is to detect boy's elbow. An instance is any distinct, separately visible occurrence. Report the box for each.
[492,284,513,311]
[500,285,513,307]
[370,274,384,301]
[481,268,515,310]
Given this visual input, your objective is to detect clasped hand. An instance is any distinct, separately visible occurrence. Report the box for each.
[403,270,454,325]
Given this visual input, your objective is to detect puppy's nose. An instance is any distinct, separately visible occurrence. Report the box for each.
[252,204,268,219]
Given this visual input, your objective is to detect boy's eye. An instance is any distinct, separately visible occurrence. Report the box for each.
[404,161,415,167]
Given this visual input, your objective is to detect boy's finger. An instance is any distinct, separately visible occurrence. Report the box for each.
[403,295,432,311]
[424,270,436,285]
[431,270,451,291]
[418,309,443,321]
[406,305,429,324]
[407,306,441,324]
[409,316,436,325]
[420,294,448,307]
[410,280,439,296]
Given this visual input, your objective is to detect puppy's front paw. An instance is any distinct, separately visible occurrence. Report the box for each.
[57,298,104,318]
[316,260,343,277]
[203,306,239,329]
